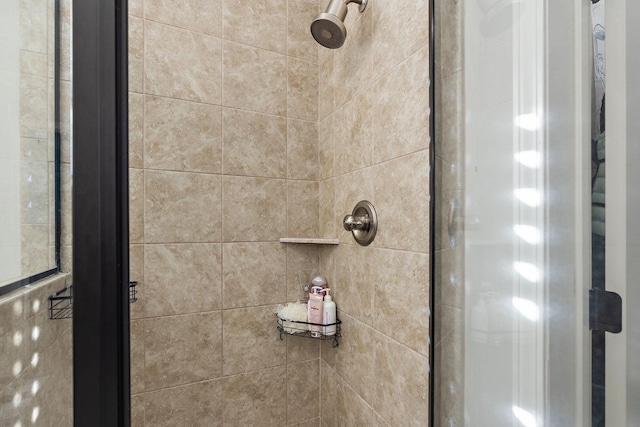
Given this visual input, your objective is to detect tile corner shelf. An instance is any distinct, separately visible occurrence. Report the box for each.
[279,238,340,245]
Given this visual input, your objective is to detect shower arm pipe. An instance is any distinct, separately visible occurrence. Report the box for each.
[325,0,368,19]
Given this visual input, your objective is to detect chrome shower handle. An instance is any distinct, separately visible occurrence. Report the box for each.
[343,214,370,231]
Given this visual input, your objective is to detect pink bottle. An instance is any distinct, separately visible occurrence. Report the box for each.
[308,286,324,337]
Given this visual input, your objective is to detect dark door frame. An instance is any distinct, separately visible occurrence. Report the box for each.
[72,0,130,425]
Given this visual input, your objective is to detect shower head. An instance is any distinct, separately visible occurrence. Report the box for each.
[311,0,368,49]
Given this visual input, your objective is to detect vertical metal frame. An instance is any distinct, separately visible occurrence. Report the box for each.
[428,0,436,423]
[72,0,130,425]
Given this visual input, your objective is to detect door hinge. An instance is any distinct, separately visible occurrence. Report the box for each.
[589,288,622,333]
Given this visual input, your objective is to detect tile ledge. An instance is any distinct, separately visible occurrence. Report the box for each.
[279,237,340,245]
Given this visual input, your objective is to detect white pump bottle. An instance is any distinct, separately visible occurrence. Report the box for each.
[322,289,336,336]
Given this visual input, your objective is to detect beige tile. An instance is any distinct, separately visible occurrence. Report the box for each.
[319,179,335,238]
[59,0,72,82]
[59,81,72,163]
[223,305,287,375]
[332,245,374,325]
[131,394,145,427]
[222,109,286,178]
[129,244,145,319]
[145,96,222,173]
[288,0,319,62]
[143,311,222,390]
[320,361,339,427]
[318,115,335,180]
[20,0,47,53]
[372,0,429,78]
[336,382,389,427]
[434,246,464,310]
[20,73,48,139]
[318,48,335,121]
[21,138,48,162]
[373,47,430,163]
[222,41,287,116]
[288,119,318,181]
[129,168,144,244]
[145,170,222,243]
[223,367,287,426]
[434,318,464,425]
[145,0,222,37]
[373,151,429,252]
[60,164,73,247]
[288,58,318,121]
[333,7,373,108]
[287,360,319,424]
[222,306,286,376]
[145,243,222,316]
[145,21,222,104]
[21,160,48,224]
[222,0,287,54]
[222,242,286,309]
[20,51,47,77]
[292,418,321,427]
[321,314,376,405]
[440,71,464,167]
[285,244,319,302]
[129,0,143,17]
[131,320,145,394]
[372,249,430,355]
[439,6,462,76]
[287,334,320,362]
[222,176,286,242]
[287,181,319,238]
[129,93,144,169]
[334,91,374,176]
[144,379,223,427]
[372,334,429,426]
[129,16,144,94]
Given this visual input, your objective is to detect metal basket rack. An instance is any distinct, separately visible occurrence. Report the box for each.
[276,314,342,348]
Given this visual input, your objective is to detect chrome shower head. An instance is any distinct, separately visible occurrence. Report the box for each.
[311,0,368,49]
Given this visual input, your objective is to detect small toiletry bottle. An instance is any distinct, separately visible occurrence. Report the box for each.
[308,286,324,337]
[310,275,328,296]
[322,289,336,336]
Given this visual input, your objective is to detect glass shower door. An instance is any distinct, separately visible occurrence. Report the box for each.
[602,0,640,424]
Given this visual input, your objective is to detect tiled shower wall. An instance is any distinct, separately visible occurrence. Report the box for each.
[316,1,432,425]
[434,0,465,425]
[128,0,325,425]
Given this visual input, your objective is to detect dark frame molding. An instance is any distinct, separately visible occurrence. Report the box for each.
[428,0,436,423]
[72,0,130,425]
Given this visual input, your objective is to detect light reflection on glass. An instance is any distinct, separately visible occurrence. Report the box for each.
[512,405,538,427]
[512,297,539,322]
[513,261,540,282]
[31,326,40,341]
[13,331,23,347]
[31,352,39,368]
[514,113,541,131]
[515,188,541,207]
[514,225,540,244]
[13,300,23,316]
[31,406,40,424]
[12,361,22,377]
[514,150,542,169]
[12,392,22,408]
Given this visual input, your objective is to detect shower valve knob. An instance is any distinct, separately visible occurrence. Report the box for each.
[342,200,378,246]
[343,214,369,231]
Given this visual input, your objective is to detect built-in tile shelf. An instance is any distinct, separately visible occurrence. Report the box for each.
[279,238,340,245]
